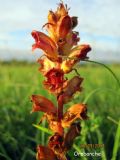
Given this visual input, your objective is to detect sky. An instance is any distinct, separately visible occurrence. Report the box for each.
[0,0,120,62]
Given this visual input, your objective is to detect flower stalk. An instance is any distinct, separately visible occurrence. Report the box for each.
[57,96,63,121]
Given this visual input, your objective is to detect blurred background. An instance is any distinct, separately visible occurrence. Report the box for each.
[0,0,120,160]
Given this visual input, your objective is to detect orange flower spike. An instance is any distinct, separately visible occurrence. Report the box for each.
[31,2,92,160]
[31,31,58,61]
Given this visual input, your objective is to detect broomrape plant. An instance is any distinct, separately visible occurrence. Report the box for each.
[31,2,91,160]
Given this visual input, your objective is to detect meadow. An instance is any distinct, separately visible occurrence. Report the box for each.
[0,61,120,160]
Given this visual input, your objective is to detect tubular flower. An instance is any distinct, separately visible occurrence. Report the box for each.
[31,95,57,114]
[46,3,70,43]
[31,31,58,61]
[43,68,66,93]
[31,2,91,160]
[37,145,57,160]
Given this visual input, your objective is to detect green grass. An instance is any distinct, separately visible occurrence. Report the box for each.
[0,61,120,160]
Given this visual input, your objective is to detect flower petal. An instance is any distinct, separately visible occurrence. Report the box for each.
[57,16,72,39]
[49,121,64,135]
[61,44,91,73]
[31,95,57,114]
[62,104,88,128]
[47,11,58,42]
[69,44,91,60]
[31,31,58,61]
[37,145,57,160]
[64,123,81,150]
[48,133,63,149]
[48,11,57,24]
[37,57,56,75]
[61,58,75,73]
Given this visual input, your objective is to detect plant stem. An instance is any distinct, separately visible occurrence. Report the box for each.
[111,120,120,160]
[57,95,63,121]
[107,116,118,125]
[82,59,120,88]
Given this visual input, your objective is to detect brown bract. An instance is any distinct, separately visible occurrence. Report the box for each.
[64,122,81,150]
[58,76,83,104]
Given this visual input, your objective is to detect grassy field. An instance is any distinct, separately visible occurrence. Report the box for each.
[0,61,120,160]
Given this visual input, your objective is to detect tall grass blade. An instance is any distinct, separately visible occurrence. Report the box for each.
[96,129,107,160]
[111,120,120,160]
[33,124,53,135]
[73,144,81,153]
[41,120,46,145]
[21,148,36,160]
[25,135,37,143]
[107,116,118,125]
[0,143,12,160]
[83,87,116,104]
[0,152,12,160]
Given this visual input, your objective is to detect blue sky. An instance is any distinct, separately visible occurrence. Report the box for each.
[0,0,120,61]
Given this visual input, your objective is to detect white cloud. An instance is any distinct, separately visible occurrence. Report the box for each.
[0,0,120,61]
